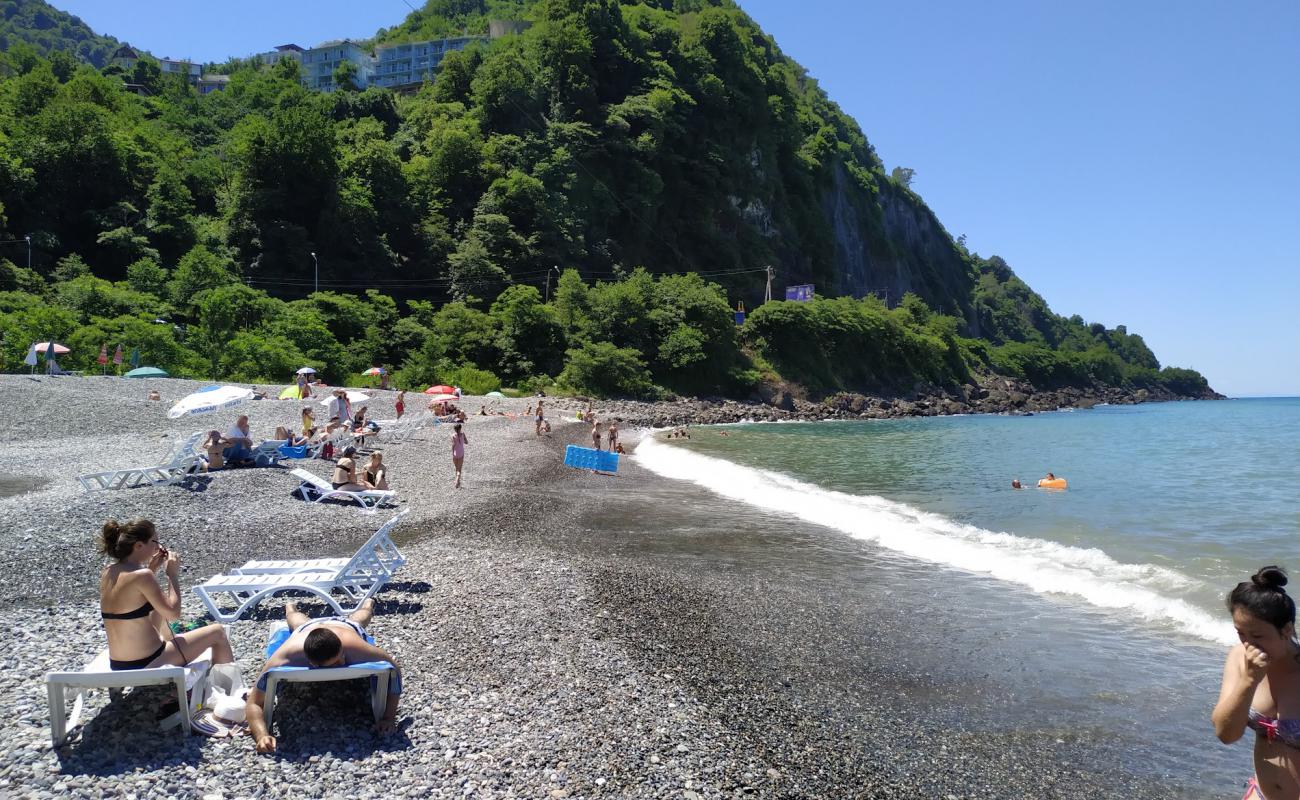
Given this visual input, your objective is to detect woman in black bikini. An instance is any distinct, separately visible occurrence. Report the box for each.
[1213,566,1300,800]
[362,451,389,491]
[331,446,368,491]
[99,519,233,671]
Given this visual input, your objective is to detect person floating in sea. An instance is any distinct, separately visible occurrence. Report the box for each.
[1037,472,1067,488]
[1011,479,1022,489]
[1212,566,1300,800]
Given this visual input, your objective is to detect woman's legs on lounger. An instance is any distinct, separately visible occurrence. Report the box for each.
[150,623,233,667]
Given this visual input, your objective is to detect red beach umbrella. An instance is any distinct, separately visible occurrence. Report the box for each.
[425,385,455,395]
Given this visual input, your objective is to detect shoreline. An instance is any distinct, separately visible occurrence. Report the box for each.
[537,380,1222,429]
[0,375,1213,797]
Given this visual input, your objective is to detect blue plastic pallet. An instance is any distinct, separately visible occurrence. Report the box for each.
[564,445,619,473]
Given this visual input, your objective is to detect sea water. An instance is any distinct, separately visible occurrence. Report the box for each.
[629,398,1300,794]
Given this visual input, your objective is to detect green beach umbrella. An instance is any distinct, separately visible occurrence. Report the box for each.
[124,366,169,378]
[486,391,505,398]
[129,347,141,368]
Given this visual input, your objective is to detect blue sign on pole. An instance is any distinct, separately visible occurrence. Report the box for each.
[784,284,814,302]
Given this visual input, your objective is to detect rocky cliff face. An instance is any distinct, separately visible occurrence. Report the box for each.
[813,161,978,329]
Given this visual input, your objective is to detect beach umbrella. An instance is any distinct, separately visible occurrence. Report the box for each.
[32,341,70,355]
[129,348,141,369]
[425,385,455,395]
[97,344,108,366]
[361,367,386,376]
[168,385,255,419]
[112,344,123,365]
[278,385,304,400]
[23,345,38,368]
[296,366,317,375]
[485,391,506,398]
[124,366,169,378]
[318,390,371,406]
[426,392,457,402]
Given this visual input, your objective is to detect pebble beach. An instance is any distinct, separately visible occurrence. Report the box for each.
[0,374,1208,799]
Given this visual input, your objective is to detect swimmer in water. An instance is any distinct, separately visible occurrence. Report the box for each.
[1011,479,1022,489]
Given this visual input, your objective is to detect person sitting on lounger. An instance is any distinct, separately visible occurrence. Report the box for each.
[331,446,368,492]
[202,430,230,470]
[99,519,234,672]
[362,451,389,491]
[245,598,401,753]
[224,415,255,465]
[274,426,309,447]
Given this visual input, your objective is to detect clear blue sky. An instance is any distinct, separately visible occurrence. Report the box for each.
[56,1,1299,396]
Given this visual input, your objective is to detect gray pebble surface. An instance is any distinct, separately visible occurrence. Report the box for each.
[0,376,1208,798]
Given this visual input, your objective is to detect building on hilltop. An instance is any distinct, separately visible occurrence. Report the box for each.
[197,74,230,95]
[299,39,374,91]
[110,45,139,71]
[255,43,305,67]
[158,57,202,84]
[371,36,483,90]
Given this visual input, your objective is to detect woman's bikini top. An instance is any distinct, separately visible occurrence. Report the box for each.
[1248,708,1300,749]
[101,599,153,620]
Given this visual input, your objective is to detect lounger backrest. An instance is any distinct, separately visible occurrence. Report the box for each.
[338,511,408,581]
[163,432,204,465]
[290,468,331,489]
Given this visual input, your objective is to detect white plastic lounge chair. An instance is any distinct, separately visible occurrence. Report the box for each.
[45,639,219,745]
[76,432,205,492]
[250,439,287,467]
[259,622,395,728]
[193,513,406,623]
[290,468,396,509]
[235,510,407,577]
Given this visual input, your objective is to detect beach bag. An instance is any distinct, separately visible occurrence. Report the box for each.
[194,663,248,738]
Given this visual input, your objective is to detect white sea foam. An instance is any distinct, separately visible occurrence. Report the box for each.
[634,436,1235,646]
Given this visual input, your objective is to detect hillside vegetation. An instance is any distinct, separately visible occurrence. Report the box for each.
[0,0,1211,400]
[1,0,124,68]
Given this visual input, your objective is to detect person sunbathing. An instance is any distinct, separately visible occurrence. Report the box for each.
[331,446,368,492]
[362,451,389,491]
[99,519,233,672]
[274,426,309,447]
[202,430,230,470]
[245,598,401,754]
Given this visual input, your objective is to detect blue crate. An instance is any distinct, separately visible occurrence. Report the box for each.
[564,445,619,473]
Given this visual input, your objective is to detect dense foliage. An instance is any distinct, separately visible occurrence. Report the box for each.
[0,0,1211,400]
[0,0,124,69]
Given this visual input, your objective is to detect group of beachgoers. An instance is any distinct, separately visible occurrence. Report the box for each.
[98,519,400,753]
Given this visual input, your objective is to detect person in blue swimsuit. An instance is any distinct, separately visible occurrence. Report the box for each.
[99,519,234,671]
[1213,566,1300,800]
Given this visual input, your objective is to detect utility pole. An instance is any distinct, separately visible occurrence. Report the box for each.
[545,265,560,303]
[310,251,318,295]
[764,265,774,304]
[25,235,31,270]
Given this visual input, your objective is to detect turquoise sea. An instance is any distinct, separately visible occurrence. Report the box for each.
[630,398,1300,795]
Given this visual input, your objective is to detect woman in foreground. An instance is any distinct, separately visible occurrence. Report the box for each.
[1213,566,1300,800]
[100,519,233,671]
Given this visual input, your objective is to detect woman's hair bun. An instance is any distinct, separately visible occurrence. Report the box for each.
[1252,566,1289,592]
[97,520,123,555]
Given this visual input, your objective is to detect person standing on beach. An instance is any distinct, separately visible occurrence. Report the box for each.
[534,400,544,436]
[591,421,602,451]
[395,390,406,419]
[1213,566,1300,800]
[451,422,468,489]
[607,420,619,452]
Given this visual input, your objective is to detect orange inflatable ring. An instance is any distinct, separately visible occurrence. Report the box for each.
[1037,478,1068,489]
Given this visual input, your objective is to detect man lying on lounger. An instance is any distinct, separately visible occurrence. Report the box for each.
[245,599,402,753]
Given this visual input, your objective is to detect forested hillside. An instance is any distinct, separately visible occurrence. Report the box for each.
[0,0,1213,401]
[1,0,124,68]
